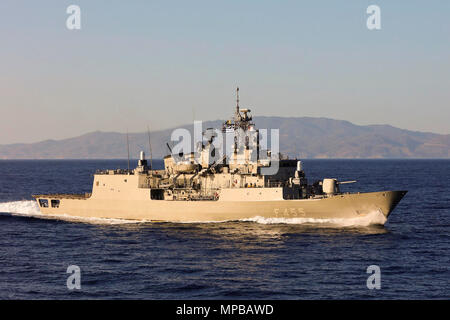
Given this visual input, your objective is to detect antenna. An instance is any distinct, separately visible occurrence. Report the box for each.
[126,129,130,173]
[166,142,172,153]
[147,125,153,172]
[236,87,240,115]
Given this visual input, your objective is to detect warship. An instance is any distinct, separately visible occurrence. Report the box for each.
[33,89,407,224]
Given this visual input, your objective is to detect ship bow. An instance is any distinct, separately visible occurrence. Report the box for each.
[383,190,407,217]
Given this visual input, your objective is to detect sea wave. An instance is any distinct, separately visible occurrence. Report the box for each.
[0,200,40,215]
[240,210,387,227]
[0,200,142,225]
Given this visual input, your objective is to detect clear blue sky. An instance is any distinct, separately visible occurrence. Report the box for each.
[0,0,449,144]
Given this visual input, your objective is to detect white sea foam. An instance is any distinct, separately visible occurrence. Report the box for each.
[0,200,142,225]
[0,200,41,215]
[241,210,387,227]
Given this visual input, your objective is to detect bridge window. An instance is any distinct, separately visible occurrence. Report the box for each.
[51,200,60,208]
[151,189,164,200]
[38,199,49,207]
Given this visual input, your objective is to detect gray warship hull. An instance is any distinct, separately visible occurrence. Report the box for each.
[33,190,406,224]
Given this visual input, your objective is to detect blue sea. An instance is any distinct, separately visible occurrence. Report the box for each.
[0,159,448,299]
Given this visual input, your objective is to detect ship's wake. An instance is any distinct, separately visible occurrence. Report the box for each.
[0,200,387,227]
[0,200,41,215]
[241,210,387,227]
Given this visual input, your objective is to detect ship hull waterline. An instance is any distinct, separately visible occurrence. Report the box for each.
[33,190,407,224]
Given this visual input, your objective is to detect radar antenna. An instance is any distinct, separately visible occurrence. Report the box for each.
[147,125,153,172]
[236,87,240,115]
[126,129,130,173]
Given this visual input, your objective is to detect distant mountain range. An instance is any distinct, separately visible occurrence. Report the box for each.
[1,117,449,159]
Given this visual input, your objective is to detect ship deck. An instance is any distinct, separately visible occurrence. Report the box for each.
[32,193,91,199]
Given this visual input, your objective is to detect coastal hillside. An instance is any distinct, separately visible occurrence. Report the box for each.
[0,117,448,159]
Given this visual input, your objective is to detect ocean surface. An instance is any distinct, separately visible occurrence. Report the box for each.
[0,159,448,299]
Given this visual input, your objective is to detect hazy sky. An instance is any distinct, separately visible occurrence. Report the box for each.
[0,0,449,144]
